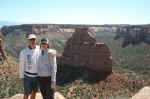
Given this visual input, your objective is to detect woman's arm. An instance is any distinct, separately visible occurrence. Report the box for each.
[50,55,57,88]
[48,49,57,88]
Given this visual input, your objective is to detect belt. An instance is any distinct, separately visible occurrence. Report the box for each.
[24,71,38,75]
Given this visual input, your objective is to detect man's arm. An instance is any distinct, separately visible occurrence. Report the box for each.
[49,50,56,57]
[19,51,25,80]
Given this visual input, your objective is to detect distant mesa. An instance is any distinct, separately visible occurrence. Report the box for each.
[114,25,150,48]
[0,24,126,36]
[1,24,63,36]
[2,23,150,48]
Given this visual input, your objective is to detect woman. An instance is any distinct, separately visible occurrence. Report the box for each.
[38,38,57,99]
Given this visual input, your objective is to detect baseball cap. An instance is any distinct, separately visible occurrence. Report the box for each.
[40,38,49,44]
[27,34,36,40]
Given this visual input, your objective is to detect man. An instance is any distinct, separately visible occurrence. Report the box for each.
[19,34,56,99]
[19,34,39,99]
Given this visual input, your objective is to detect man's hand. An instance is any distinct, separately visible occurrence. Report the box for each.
[49,50,56,57]
[21,78,24,85]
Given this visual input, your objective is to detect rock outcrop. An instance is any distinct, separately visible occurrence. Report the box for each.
[0,30,18,99]
[32,24,61,34]
[1,24,62,36]
[0,30,7,62]
[58,28,112,73]
[114,25,150,48]
[114,27,129,40]
[0,29,18,77]
[122,28,150,48]
[1,24,123,36]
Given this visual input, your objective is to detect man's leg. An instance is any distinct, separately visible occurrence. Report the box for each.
[30,91,36,99]
[24,75,33,99]
[30,77,38,99]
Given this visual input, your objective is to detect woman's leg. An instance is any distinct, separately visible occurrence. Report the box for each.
[30,91,36,99]
[39,77,47,99]
[39,77,54,99]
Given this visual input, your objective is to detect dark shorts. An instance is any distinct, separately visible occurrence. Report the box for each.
[38,76,54,99]
[24,75,38,94]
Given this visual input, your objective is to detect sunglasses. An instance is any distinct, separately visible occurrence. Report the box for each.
[29,38,36,41]
[41,43,48,45]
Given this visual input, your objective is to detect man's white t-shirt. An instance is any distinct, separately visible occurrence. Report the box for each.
[19,45,40,78]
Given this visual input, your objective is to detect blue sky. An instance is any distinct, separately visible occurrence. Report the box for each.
[0,0,150,24]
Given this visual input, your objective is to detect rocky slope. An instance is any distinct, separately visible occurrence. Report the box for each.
[56,66,149,99]
[0,31,18,98]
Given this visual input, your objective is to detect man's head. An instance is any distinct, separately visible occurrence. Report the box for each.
[27,34,37,48]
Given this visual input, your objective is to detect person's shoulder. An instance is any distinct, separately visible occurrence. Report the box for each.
[20,47,28,54]
[48,49,56,52]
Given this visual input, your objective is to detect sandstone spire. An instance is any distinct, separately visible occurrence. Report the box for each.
[58,28,112,74]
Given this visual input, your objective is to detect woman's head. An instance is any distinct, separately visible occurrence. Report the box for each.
[40,38,50,50]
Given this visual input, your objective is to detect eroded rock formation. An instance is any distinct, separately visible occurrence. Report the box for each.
[114,25,150,48]
[1,24,123,36]
[32,24,61,34]
[1,24,62,36]
[122,28,150,47]
[0,30,17,76]
[58,28,112,73]
[114,27,129,40]
[0,30,7,61]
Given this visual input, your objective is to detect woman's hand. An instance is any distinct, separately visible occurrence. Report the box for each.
[51,83,55,89]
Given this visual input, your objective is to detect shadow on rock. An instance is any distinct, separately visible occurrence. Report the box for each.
[56,65,111,85]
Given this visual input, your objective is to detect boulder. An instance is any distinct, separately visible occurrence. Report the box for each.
[131,86,150,99]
